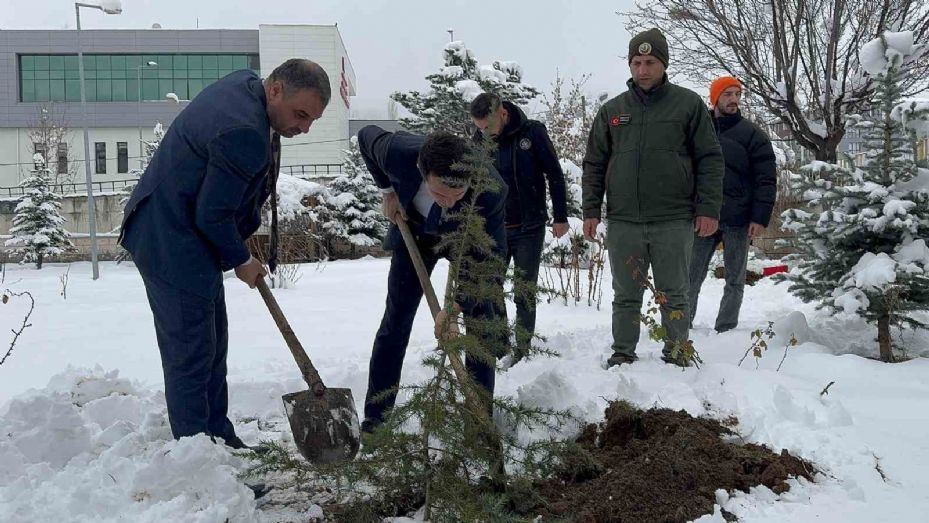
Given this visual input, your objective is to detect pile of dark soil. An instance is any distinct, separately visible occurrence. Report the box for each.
[533,401,814,522]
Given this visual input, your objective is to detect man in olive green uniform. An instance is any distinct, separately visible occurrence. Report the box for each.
[582,28,724,367]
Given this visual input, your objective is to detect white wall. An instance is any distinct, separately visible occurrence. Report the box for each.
[0,124,170,189]
[0,129,24,188]
[259,24,355,168]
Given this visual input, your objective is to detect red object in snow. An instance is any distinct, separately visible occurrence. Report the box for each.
[762,265,789,276]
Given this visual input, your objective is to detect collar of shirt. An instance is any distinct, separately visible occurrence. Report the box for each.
[413,181,440,218]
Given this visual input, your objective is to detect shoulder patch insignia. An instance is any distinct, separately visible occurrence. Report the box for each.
[611,115,632,126]
[519,138,532,150]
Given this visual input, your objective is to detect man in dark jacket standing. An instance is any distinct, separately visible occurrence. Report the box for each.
[357,125,508,433]
[583,28,724,367]
[688,76,777,332]
[120,59,330,448]
[470,93,569,360]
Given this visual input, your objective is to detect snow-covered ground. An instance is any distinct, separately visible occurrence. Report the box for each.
[1,259,928,522]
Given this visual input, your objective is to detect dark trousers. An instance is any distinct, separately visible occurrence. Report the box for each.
[364,237,499,423]
[505,225,546,352]
[605,219,694,358]
[140,269,237,442]
[688,224,750,332]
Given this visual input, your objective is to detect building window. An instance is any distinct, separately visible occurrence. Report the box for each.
[117,142,128,173]
[19,53,259,103]
[57,144,69,175]
[95,142,106,174]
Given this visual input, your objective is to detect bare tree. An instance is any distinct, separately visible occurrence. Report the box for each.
[26,103,75,186]
[623,0,929,161]
[1,289,35,368]
[539,71,607,167]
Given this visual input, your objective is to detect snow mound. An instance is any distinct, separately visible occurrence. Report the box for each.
[0,367,256,523]
[772,311,812,348]
[275,173,326,220]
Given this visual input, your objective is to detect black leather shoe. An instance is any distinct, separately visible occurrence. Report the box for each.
[607,353,638,368]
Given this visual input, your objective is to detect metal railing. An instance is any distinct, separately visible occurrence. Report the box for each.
[0,179,136,198]
[281,164,343,178]
[1,164,344,198]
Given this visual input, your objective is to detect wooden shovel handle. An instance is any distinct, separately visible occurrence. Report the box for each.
[256,277,325,395]
[396,218,442,319]
[395,218,486,414]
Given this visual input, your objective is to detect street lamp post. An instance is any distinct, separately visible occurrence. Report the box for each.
[135,61,158,169]
[76,0,121,280]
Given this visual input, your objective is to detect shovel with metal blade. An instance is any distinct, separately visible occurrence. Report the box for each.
[256,277,360,464]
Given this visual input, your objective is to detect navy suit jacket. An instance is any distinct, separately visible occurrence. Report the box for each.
[120,70,274,298]
[356,126,508,259]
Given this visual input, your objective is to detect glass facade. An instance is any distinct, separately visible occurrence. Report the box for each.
[19,53,260,103]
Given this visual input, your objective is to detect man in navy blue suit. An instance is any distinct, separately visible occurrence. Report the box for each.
[357,125,508,433]
[120,59,330,448]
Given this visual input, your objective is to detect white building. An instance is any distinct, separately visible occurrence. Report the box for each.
[0,24,356,194]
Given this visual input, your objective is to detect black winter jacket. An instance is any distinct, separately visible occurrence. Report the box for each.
[714,111,777,227]
[473,101,568,229]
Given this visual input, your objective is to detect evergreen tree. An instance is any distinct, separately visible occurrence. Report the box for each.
[392,41,539,137]
[130,122,165,177]
[319,136,388,251]
[123,122,165,202]
[559,159,584,219]
[4,154,72,269]
[779,32,929,362]
[140,122,165,171]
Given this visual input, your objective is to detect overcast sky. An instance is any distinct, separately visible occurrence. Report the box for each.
[0,0,649,118]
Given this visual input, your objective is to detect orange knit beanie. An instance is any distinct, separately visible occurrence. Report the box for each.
[709,76,742,107]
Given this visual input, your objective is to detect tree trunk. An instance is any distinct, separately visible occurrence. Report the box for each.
[877,315,894,363]
[812,132,844,163]
[36,254,43,270]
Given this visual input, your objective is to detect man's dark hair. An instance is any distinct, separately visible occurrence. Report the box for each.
[469,92,501,119]
[268,59,332,106]
[417,131,470,186]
